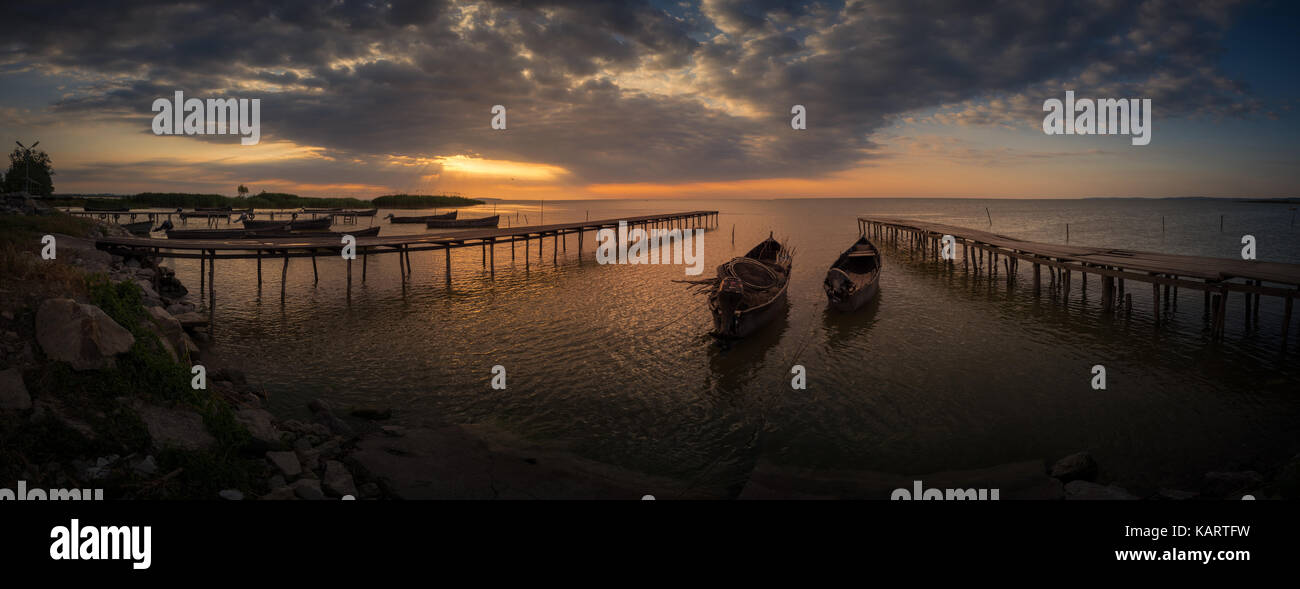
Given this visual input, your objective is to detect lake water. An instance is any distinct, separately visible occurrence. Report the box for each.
[175,198,1300,494]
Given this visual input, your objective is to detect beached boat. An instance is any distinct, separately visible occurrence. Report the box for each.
[120,221,154,235]
[386,212,456,223]
[425,215,499,229]
[823,236,881,312]
[165,228,255,239]
[84,203,129,212]
[706,236,792,339]
[253,226,381,238]
[242,216,332,230]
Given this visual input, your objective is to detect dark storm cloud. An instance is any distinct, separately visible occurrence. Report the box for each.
[0,0,1261,185]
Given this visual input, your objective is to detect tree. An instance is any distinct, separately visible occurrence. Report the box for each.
[3,141,55,197]
[237,184,249,198]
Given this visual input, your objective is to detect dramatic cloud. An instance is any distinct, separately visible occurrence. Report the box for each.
[0,0,1265,190]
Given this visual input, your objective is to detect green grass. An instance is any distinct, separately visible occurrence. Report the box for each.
[0,212,95,292]
[14,276,268,498]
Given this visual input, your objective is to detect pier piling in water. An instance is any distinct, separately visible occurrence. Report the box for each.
[857,216,1300,350]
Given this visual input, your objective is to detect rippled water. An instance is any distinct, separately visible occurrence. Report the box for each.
[172,198,1299,492]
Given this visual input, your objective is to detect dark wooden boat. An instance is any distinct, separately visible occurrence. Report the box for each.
[823,236,881,312]
[120,221,154,235]
[253,226,381,238]
[707,236,792,339]
[387,212,456,223]
[84,203,129,212]
[343,209,377,217]
[195,206,232,212]
[242,216,331,230]
[166,228,254,239]
[425,215,499,228]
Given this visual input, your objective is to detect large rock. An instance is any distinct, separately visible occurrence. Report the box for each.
[135,403,215,451]
[0,367,32,410]
[1201,471,1265,498]
[266,451,302,479]
[322,460,357,498]
[235,407,282,450]
[35,298,135,370]
[144,306,188,362]
[1050,452,1098,483]
[1064,480,1139,500]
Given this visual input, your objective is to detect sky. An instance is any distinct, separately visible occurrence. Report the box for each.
[0,0,1296,200]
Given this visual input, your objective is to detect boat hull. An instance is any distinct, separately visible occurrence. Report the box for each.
[710,285,789,339]
[425,215,499,228]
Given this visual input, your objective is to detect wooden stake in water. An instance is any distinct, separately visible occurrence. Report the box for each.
[1066,223,1070,243]
[986,207,992,226]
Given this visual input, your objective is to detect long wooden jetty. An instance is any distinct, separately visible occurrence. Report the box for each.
[96,210,718,307]
[858,217,1299,344]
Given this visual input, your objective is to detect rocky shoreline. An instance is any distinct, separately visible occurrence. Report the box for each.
[2,192,1296,500]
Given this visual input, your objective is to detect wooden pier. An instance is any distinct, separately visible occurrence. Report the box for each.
[858,217,1300,345]
[96,210,718,306]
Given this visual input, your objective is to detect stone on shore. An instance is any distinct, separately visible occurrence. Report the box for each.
[134,403,216,451]
[235,407,282,450]
[292,478,325,500]
[1064,480,1139,500]
[1049,452,1098,483]
[266,451,303,479]
[1201,471,1264,498]
[323,460,357,498]
[35,298,135,370]
[144,306,189,362]
[0,367,32,411]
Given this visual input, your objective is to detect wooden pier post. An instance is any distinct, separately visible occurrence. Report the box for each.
[553,232,558,263]
[256,250,263,289]
[405,245,412,275]
[280,254,289,303]
[1033,263,1041,294]
[445,246,452,285]
[489,239,496,278]
[207,250,215,310]
[362,248,368,283]
[311,251,319,285]
[347,256,352,299]
[199,253,205,295]
[1102,275,1114,311]
[1283,295,1293,342]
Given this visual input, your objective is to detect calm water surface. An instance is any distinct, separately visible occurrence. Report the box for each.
[176,198,1299,492]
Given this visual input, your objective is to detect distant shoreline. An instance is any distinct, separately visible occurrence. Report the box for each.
[44,192,484,210]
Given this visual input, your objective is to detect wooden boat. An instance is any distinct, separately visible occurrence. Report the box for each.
[387,212,455,223]
[823,236,881,312]
[165,226,381,240]
[303,207,343,213]
[242,216,331,230]
[195,206,232,212]
[120,221,154,236]
[425,215,499,229]
[253,226,381,238]
[707,236,792,339]
[84,203,129,212]
[342,209,377,217]
[166,228,254,239]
